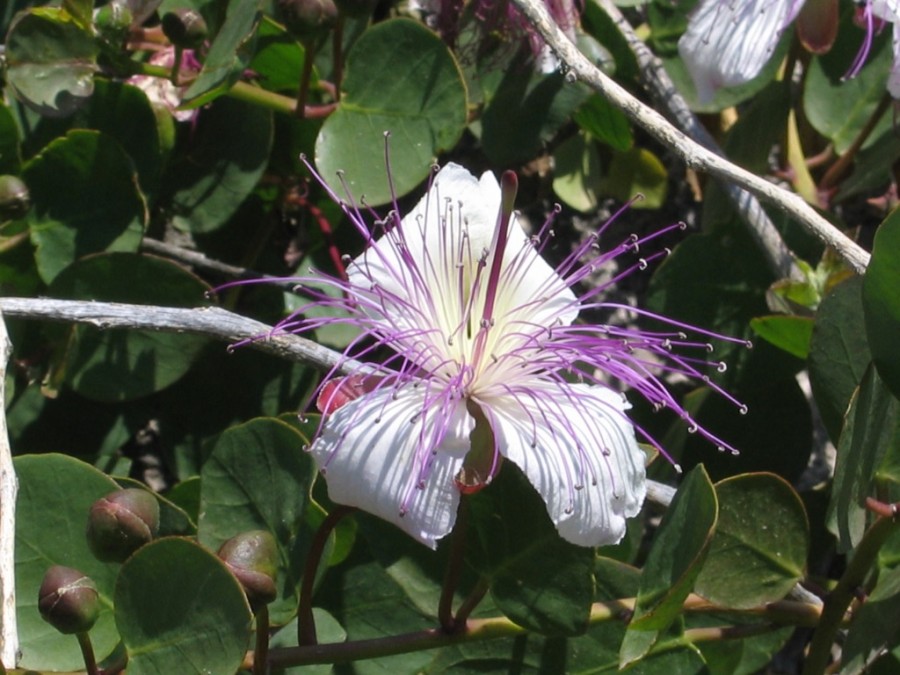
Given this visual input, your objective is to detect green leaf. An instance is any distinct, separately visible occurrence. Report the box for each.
[248,16,312,94]
[0,103,22,174]
[622,466,717,665]
[315,18,467,206]
[270,609,347,675]
[168,97,273,233]
[809,276,871,442]
[804,14,893,154]
[5,8,98,117]
[317,555,436,675]
[694,473,808,608]
[842,564,900,673]
[115,537,252,675]
[198,417,315,625]
[864,208,900,400]
[827,364,900,552]
[14,454,120,671]
[749,315,815,360]
[48,253,212,402]
[165,476,202,524]
[182,0,262,106]
[468,464,595,637]
[552,133,603,212]
[23,130,146,283]
[480,65,590,166]
[574,94,634,151]
[73,80,163,197]
[601,147,668,209]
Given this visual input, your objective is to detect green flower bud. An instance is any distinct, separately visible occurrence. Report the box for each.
[0,175,30,221]
[86,488,160,563]
[217,530,278,611]
[38,566,100,635]
[278,0,338,42]
[161,9,208,49]
[93,3,134,44]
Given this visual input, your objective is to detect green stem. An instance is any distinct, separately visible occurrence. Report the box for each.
[76,631,99,675]
[802,509,900,675]
[684,622,780,644]
[332,16,344,103]
[296,41,316,119]
[453,577,489,627]
[171,46,184,83]
[268,595,820,668]
[253,605,270,675]
[297,506,356,646]
[438,501,469,632]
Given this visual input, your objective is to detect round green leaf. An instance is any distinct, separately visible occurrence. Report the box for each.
[5,8,98,117]
[864,208,900,400]
[23,130,146,283]
[72,79,163,197]
[49,253,212,402]
[198,417,316,625]
[115,537,252,675]
[694,473,808,608]
[315,18,467,206]
[14,454,120,671]
[168,97,273,233]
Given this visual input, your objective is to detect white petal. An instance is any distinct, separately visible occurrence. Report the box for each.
[870,0,900,22]
[483,384,646,547]
[346,163,578,372]
[309,386,473,549]
[891,23,900,98]
[678,0,804,102]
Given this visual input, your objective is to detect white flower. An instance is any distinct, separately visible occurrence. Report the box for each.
[678,0,900,101]
[282,163,745,549]
[678,0,805,102]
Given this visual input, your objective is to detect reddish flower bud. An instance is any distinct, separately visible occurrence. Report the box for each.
[217,530,278,611]
[0,175,30,221]
[161,9,208,49]
[86,488,160,563]
[278,0,338,41]
[38,566,100,635]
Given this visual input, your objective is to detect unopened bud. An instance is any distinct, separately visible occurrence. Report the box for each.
[161,9,208,49]
[279,0,338,42]
[86,488,160,563]
[93,3,134,44]
[38,566,100,635]
[0,175,30,220]
[217,530,278,611]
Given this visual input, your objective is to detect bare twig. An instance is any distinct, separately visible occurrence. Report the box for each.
[0,298,354,375]
[512,0,870,275]
[0,309,18,669]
